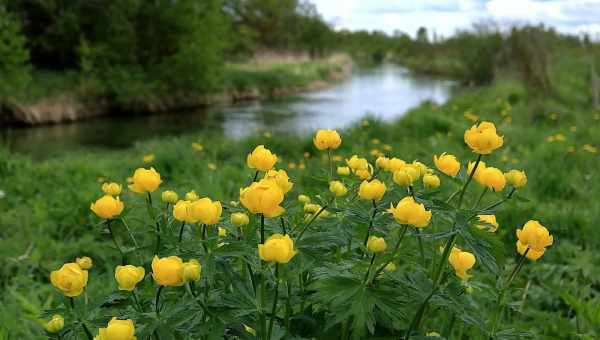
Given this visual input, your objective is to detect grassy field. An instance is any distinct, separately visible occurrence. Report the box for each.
[1,50,599,339]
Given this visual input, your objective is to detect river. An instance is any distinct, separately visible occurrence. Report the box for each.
[2,64,455,158]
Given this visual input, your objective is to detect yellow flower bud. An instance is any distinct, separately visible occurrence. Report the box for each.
[358,179,387,201]
[426,331,441,337]
[44,314,64,333]
[115,265,145,291]
[375,156,390,170]
[448,247,476,280]
[388,197,431,228]
[173,200,198,224]
[247,145,278,171]
[476,214,499,232]
[464,121,504,154]
[90,195,124,219]
[143,153,155,163]
[423,174,440,189]
[504,169,527,188]
[181,259,202,282]
[304,203,322,214]
[218,227,227,237]
[128,167,161,193]
[384,262,397,272]
[231,212,250,226]
[240,179,285,218]
[345,155,368,171]
[393,167,418,187]
[354,168,372,180]
[411,161,428,177]
[50,263,88,297]
[297,194,311,204]
[95,317,136,340]
[387,158,406,173]
[337,166,350,176]
[433,153,460,177]
[516,220,553,258]
[366,236,387,253]
[264,169,294,193]
[192,142,204,152]
[313,129,342,150]
[102,182,122,196]
[480,167,506,192]
[151,256,184,286]
[185,190,199,202]
[76,256,93,270]
[191,197,222,225]
[329,181,348,197]
[258,234,297,264]
[161,190,178,204]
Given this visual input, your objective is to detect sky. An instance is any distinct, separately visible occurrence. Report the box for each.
[310,0,600,39]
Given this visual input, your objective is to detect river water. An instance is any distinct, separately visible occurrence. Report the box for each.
[2,64,455,158]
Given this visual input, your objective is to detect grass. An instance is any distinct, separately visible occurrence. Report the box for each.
[1,50,599,338]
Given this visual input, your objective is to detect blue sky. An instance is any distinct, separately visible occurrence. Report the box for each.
[310,0,600,38]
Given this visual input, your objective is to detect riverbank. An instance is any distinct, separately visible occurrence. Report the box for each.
[1,54,352,125]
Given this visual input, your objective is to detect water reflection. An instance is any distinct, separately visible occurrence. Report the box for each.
[3,64,455,157]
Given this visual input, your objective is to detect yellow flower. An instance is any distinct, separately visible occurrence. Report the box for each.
[297,194,311,204]
[426,331,441,337]
[76,256,93,270]
[332,155,343,162]
[95,318,136,340]
[467,160,487,186]
[433,153,460,177]
[384,262,397,272]
[91,195,124,219]
[516,220,553,257]
[208,163,217,171]
[128,167,161,193]
[303,152,311,158]
[582,144,597,153]
[161,190,179,204]
[411,161,428,177]
[192,142,204,152]
[393,167,418,187]
[185,190,199,201]
[181,259,202,282]
[480,167,506,192]
[423,174,440,189]
[240,179,285,217]
[231,212,250,226]
[476,214,499,232]
[504,170,527,188]
[354,168,372,180]
[375,156,390,170]
[115,265,145,291]
[337,166,351,176]
[382,144,393,151]
[370,149,382,157]
[346,155,368,171]
[371,138,381,145]
[329,181,348,197]
[313,129,342,150]
[218,226,228,237]
[463,112,479,122]
[388,197,431,228]
[448,247,476,280]
[191,197,222,225]
[358,179,387,201]
[50,263,88,297]
[247,145,278,172]
[152,256,184,286]
[258,234,297,264]
[102,182,122,196]
[264,169,294,193]
[288,162,297,169]
[143,153,155,163]
[173,200,198,224]
[464,121,504,154]
[387,158,406,172]
[516,241,545,260]
[44,314,64,333]
[366,236,387,253]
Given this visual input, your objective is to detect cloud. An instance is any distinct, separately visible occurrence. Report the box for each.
[310,0,600,37]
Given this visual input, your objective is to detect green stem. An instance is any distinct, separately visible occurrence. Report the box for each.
[119,218,140,259]
[415,228,425,266]
[106,220,125,264]
[280,217,287,235]
[472,187,489,210]
[362,254,377,284]
[285,280,292,331]
[267,264,281,339]
[405,155,483,339]
[296,197,334,242]
[260,214,265,244]
[178,221,186,243]
[258,264,267,339]
[327,149,333,180]
[490,249,529,337]
[372,225,408,280]
[155,285,164,317]
[68,298,93,340]
[131,289,142,311]
[361,200,378,251]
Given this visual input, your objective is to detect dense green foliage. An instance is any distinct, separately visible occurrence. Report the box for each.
[1,46,599,338]
[0,6,30,100]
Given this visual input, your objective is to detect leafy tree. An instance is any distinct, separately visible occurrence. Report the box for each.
[0,4,30,100]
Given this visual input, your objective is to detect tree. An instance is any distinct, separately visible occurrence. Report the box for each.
[0,4,30,100]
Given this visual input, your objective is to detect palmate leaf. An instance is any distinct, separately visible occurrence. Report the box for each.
[431,282,485,330]
[455,213,505,276]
